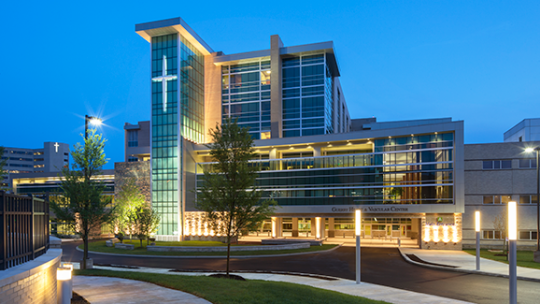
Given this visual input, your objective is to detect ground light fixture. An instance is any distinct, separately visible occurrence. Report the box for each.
[355,209,361,284]
[525,146,540,263]
[508,201,517,304]
[475,211,480,270]
[57,266,73,304]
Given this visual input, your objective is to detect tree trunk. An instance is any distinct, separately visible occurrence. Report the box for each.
[82,233,88,270]
[226,235,231,277]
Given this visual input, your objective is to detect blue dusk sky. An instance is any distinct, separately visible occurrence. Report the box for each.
[1,1,539,168]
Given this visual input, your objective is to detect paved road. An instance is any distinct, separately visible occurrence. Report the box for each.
[64,242,540,304]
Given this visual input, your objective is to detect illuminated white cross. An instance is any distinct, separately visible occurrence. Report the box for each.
[54,142,59,153]
[152,55,177,112]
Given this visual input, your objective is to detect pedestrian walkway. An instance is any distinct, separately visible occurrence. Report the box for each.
[74,265,473,304]
[400,248,540,281]
[73,275,211,304]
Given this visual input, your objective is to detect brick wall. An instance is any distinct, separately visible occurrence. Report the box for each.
[0,249,61,304]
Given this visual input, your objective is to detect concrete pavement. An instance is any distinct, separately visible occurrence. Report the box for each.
[73,275,211,304]
[74,264,473,304]
[400,248,540,281]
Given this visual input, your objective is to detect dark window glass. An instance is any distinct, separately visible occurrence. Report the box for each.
[519,159,531,168]
[483,161,493,169]
[519,231,530,240]
[520,195,531,204]
[493,161,501,169]
[483,196,493,204]
[501,160,512,169]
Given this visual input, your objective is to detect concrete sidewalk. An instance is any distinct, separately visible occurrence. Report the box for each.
[73,275,211,303]
[74,265,473,304]
[399,248,540,281]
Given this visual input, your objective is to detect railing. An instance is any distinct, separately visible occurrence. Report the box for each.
[0,191,49,270]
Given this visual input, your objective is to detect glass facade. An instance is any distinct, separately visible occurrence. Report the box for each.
[282,53,334,137]
[221,60,271,139]
[197,132,454,206]
[151,33,206,236]
[179,36,205,144]
[151,34,179,236]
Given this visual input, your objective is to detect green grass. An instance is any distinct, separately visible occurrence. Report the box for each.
[464,249,540,270]
[75,269,388,304]
[81,240,337,256]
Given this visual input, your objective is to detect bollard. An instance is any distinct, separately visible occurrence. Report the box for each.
[57,266,72,304]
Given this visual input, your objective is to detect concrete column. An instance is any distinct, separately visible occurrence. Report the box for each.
[271,217,282,238]
[204,53,222,142]
[270,35,283,139]
[310,218,317,238]
[269,148,278,159]
[313,146,322,157]
[328,218,335,238]
[292,218,299,237]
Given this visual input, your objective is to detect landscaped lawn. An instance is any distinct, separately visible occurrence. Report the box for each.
[80,240,337,256]
[75,269,388,304]
[464,249,540,270]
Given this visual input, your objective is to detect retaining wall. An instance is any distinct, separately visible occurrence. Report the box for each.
[0,249,61,304]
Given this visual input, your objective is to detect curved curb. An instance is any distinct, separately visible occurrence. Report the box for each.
[397,248,540,283]
[76,243,343,259]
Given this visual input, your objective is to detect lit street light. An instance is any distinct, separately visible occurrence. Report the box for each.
[508,201,517,304]
[355,209,361,284]
[85,115,102,139]
[525,146,540,263]
[475,211,480,270]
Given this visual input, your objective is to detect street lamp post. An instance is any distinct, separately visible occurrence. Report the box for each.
[475,211,480,270]
[355,209,361,284]
[508,201,518,304]
[85,115,102,139]
[525,147,540,262]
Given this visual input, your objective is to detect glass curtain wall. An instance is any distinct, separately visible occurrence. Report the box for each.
[197,132,455,206]
[179,36,205,144]
[221,60,271,139]
[151,34,179,236]
[282,53,334,137]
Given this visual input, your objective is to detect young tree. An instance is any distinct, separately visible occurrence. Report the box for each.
[50,130,115,269]
[196,118,275,277]
[133,207,160,247]
[114,178,146,240]
[493,211,508,256]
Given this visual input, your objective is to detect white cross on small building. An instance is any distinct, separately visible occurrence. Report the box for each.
[152,55,177,113]
[54,142,59,153]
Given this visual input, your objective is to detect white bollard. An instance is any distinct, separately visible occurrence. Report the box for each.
[57,266,72,304]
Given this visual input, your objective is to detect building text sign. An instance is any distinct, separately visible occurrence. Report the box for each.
[331,206,409,213]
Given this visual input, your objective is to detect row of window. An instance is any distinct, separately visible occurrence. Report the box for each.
[482,159,537,170]
[482,195,538,204]
[482,230,537,240]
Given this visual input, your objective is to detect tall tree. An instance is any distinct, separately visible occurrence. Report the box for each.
[196,118,275,277]
[50,130,115,269]
[114,177,146,240]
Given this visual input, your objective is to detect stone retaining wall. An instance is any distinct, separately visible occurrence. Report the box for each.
[0,249,61,304]
[147,242,310,252]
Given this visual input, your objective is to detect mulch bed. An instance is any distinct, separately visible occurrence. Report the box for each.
[71,292,90,304]
[209,273,246,280]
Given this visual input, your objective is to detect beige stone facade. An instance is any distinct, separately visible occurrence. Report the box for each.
[114,161,151,205]
[0,249,61,304]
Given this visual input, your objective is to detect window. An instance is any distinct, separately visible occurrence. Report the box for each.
[482,230,502,239]
[483,160,511,169]
[483,195,512,204]
[519,231,538,240]
[128,157,138,162]
[519,159,537,169]
[128,130,138,147]
[519,195,539,204]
